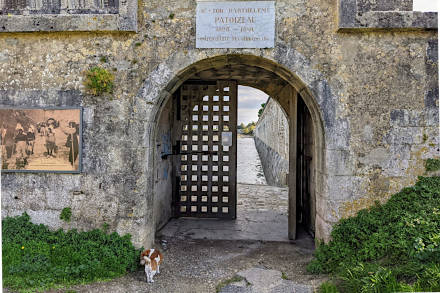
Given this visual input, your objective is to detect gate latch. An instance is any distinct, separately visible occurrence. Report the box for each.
[161,140,181,159]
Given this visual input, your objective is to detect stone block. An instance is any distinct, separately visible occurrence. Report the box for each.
[315,197,341,223]
[411,144,440,161]
[424,88,439,111]
[71,186,119,226]
[339,0,357,27]
[132,98,156,122]
[2,185,47,210]
[28,209,63,230]
[384,126,422,145]
[1,190,15,209]
[46,190,72,210]
[315,213,334,242]
[382,157,410,177]
[357,0,413,12]
[326,149,355,176]
[427,40,438,65]
[8,209,25,218]
[390,109,424,127]
[426,108,439,127]
[358,147,391,168]
[324,175,364,201]
[116,217,154,248]
[0,0,137,32]
[339,0,437,30]
[325,119,350,150]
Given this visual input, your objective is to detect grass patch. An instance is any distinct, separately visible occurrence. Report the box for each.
[216,275,246,292]
[426,158,440,172]
[308,176,440,293]
[83,66,114,96]
[281,272,288,280]
[60,207,72,222]
[318,281,340,293]
[3,213,142,292]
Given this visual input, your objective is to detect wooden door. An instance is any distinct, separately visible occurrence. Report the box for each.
[173,81,237,219]
[297,97,312,234]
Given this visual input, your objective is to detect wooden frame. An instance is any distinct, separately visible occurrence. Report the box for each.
[173,81,237,219]
[0,107,82,173]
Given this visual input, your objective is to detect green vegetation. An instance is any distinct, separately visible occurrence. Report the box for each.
[83,66,114,96]
[281,272,288,280]
[216,275,246,292]
[426,158,440,172]
[59,207,72,223]
[101,222,110,233]
[309,176,440,293]
[99,56,108,63]
[241,122,256,135]
[258,103,266,118]
[257,103,266,118]
[318,281,339,293]
[134,42,142,47]
[3,213,141,292]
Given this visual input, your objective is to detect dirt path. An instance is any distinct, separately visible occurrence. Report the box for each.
[39,237,326,293]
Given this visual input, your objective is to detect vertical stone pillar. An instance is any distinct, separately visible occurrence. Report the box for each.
[288,89,298,240]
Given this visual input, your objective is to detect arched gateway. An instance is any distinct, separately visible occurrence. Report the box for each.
[0,0,436,254]
[138,52,340,246]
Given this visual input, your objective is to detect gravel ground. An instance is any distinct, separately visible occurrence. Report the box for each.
[6,234,325,293]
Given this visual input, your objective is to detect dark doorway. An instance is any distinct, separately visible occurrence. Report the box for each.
[296,95,315,238]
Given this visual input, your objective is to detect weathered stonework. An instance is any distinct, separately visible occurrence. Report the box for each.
[0,0,137,32]
[0,0,438,247]
[339,0,438,30]
[254,98,289,187]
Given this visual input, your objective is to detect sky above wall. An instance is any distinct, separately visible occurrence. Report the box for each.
[413,0,439,11]
[238,85,268,125]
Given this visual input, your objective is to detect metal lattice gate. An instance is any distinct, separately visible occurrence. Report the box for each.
[173,81,237,219]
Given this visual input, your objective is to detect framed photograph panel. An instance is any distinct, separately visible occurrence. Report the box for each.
[0,107,82,173]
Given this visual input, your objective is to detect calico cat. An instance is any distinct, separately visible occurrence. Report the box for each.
[140,248,163,283]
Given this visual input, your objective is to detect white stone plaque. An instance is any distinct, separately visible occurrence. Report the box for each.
[196,1,275,48]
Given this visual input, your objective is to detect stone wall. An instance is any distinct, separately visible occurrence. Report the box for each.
[0,0,438,247]
[254,98,289,187]
[339,0,437,30]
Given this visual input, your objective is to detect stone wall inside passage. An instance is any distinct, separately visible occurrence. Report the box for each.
[254,98,289,187]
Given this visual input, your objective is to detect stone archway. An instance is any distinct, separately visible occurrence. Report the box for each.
[137,50,346,247]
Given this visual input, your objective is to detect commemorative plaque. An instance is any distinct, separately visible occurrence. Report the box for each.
[196,1,275,48]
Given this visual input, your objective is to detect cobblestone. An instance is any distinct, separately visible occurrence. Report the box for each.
[237,183,288,214]
[158,183,290,242]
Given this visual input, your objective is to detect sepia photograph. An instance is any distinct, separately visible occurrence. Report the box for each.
[0,108,81,172]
